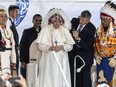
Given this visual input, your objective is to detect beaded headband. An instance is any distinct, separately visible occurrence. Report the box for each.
[100,1,116,23]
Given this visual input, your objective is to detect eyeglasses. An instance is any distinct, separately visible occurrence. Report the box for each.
[35,19,42,22]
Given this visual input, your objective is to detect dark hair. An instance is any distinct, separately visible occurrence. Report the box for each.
[8,5,19,12]
[81,10,91,19]
[33,14,42,20]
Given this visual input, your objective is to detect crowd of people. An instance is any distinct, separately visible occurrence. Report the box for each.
[0,1,116,87]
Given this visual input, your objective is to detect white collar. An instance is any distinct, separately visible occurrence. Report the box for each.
[9,17,14,22]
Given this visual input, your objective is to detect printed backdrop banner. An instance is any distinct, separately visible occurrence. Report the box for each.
[0,0,115,40]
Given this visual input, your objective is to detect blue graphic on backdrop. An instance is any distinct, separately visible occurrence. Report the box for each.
[14,0,29,27]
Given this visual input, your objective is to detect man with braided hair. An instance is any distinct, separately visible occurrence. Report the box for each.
[94,1,116,87]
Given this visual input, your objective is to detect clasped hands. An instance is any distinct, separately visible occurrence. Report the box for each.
[96,55,116,67]
[49,45,64,52]
[72,31,80,40]
[108,58,116,67]
[11,63,16,70]
[21,62,26,69]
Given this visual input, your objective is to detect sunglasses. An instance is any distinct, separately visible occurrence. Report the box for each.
[35,19,42,22]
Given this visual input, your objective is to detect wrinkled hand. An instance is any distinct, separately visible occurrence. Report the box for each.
[21,62,26,69]
[0,73,12,80]
[11,63,16,70]
[16,75,27,87]
[11,63,16,67]
[95,56,102,65]
[108,58,116,67]
[49,45,64,52]
[55,45,64,52]
[49,46,55,51]
[72,31,79,40]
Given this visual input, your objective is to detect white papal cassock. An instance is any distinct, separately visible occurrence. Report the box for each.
[36,24,75,87]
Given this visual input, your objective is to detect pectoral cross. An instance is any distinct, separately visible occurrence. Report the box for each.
[54,40,58,46]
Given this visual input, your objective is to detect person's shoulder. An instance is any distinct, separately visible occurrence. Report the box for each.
[23,27,34,32]
[71,17,79,21]
[39,25,51,34]
[42,25,52,30]
[71,17,79,25]
[87,22,96,29]
[60,26,70,33]
[85,22,96,33]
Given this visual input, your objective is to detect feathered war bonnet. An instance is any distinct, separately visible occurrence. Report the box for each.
[41,8,71,30]
[98,1,116,36]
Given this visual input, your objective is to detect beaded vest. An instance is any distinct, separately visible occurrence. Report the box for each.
[95,25,116,58]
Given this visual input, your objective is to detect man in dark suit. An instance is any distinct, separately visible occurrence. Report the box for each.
[68,10,96,87]
[20,14,42,78]
[8,5,19,75]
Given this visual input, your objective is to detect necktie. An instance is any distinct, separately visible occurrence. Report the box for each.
[77,25,83,32]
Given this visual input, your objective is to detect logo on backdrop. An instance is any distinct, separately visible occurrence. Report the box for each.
[14,0,29,27]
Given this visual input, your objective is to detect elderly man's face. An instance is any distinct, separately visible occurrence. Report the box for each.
[101,18,110,27]
[0,14,7,25]
[52,19,61,29]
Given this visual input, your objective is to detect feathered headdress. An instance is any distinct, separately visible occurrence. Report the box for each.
[98,1,116,36]
[41,8,71,30]
[100,1,116,23]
